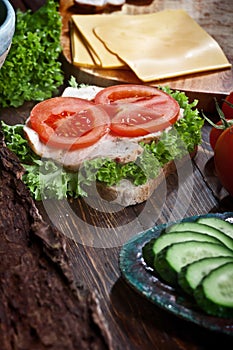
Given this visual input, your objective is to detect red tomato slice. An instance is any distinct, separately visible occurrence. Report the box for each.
[94,85,180,137]
[214,126,233,196]
[29,97,110,150]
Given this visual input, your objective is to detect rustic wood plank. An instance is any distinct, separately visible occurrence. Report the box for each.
[71,258,232,350]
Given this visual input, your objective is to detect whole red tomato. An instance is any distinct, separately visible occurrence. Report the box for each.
[208,93,233,150]
[209,119,233,150]
[214,126,233,196]
[222,91,233,119]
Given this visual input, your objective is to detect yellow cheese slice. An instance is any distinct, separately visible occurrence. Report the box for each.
[71,14,125,68]
[70,20,102,67]
[93,9,231,81]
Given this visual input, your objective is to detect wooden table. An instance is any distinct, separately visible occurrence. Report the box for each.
[2,1,233,349]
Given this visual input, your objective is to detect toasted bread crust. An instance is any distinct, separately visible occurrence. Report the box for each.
[96,150,196,206]
[97,174,161,207]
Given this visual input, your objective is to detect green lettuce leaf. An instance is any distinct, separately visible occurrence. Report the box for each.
[0,0,64,108]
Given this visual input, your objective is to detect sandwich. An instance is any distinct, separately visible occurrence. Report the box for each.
[2,83,204,207]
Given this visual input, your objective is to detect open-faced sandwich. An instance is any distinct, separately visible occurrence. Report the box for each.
[2,83,204,206]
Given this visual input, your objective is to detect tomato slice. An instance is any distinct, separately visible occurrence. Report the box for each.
[94,85,180,136]
[29,97,110,150]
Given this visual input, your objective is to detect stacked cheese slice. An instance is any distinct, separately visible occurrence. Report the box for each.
[70,9,231,82]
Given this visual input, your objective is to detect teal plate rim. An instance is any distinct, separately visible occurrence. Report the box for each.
[119,212,233,336]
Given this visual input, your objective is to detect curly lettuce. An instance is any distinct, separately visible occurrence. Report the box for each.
[0,0,64,108]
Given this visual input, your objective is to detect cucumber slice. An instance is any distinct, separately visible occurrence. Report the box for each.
[154,241,233,286]
[178,256,233,295]
[197,217,233,240]
[142,231,221,268]
[142,238,157,268]
[194,262,233,318]
[166,221,233,251]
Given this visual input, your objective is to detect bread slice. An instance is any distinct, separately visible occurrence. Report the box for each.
[96,151,195,206]
[96,169,166,207]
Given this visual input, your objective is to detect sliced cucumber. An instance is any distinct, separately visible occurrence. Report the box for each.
[194,262,233,318]
[154,241,233,286]
[142,231,221,268]
[142,238,157,268]
[166,221,233,251]
[178,256,233,295]
[197,217,233,240]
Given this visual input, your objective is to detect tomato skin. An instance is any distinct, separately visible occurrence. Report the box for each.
[209,121,225,150]
[110,105,178,137]
[209,91,233,150]
[95,84,180,137]
[222,91,233,118]
[209,119,233,151]
[95,84,164,105]
[214,126,233,196]
[29,97,110,150]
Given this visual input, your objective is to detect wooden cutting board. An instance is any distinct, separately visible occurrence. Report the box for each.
[59,0,233,111]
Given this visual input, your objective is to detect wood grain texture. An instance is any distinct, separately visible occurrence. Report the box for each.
[60,0,233,95]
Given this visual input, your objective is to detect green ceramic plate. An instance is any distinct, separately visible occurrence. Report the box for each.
[119,212,233,336]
